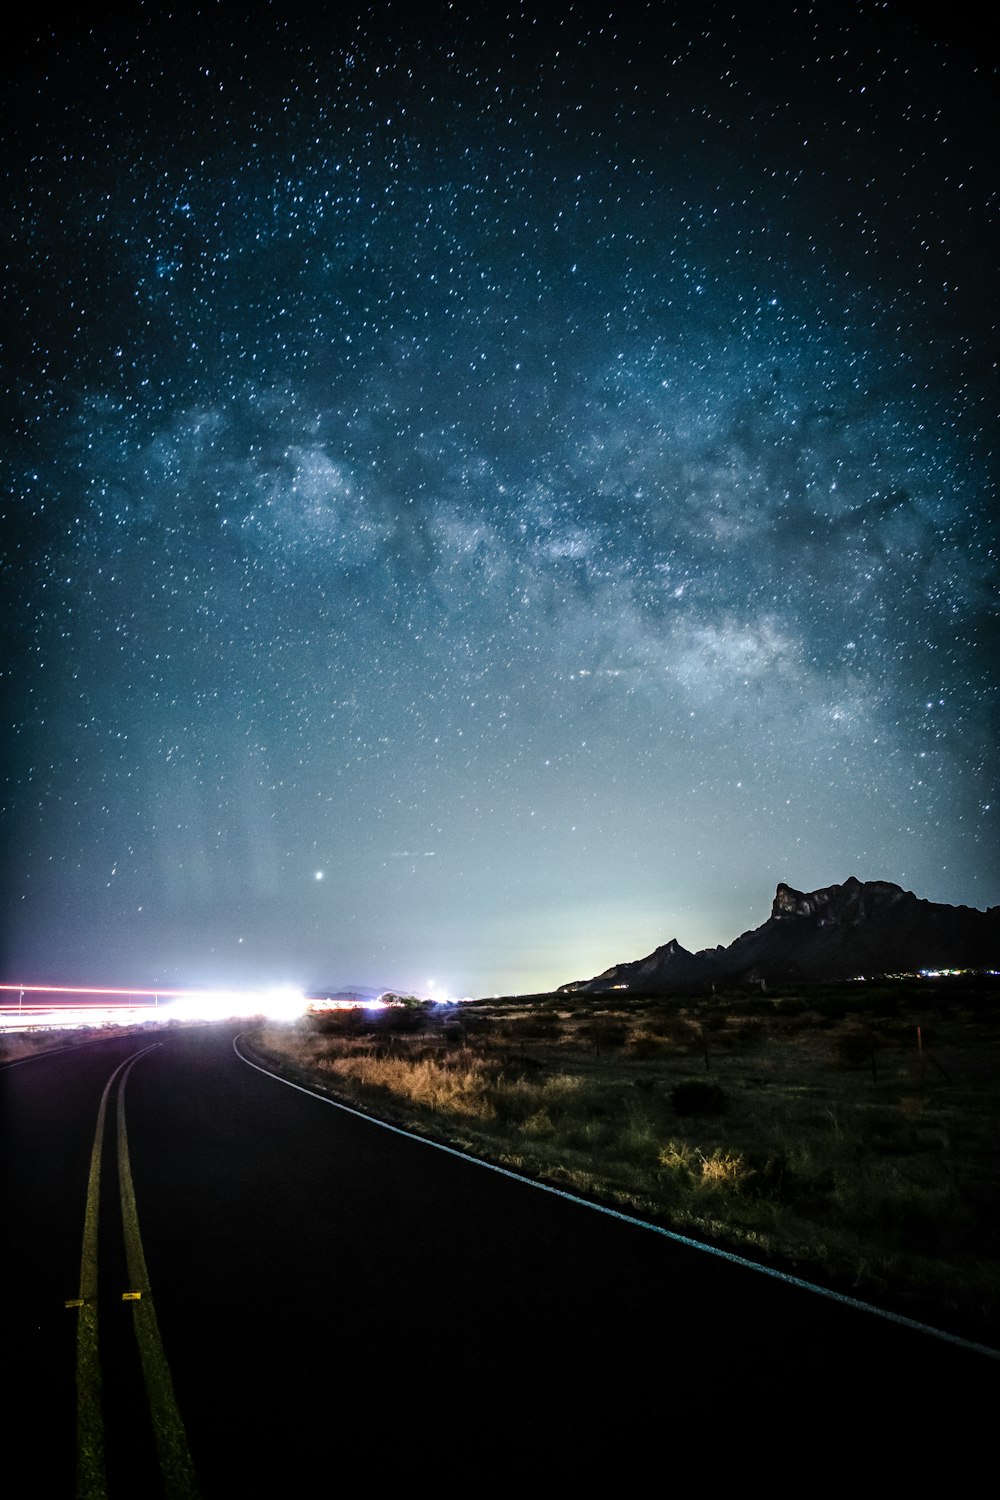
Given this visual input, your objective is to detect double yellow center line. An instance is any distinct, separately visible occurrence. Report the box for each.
[70,1045,199,1499]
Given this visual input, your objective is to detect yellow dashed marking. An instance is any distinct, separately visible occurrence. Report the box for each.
[71,1043,199,1499]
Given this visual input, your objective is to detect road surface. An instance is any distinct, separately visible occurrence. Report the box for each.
[3,1025,996,1494]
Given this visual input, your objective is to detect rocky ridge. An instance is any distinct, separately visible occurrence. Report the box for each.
[558,877,1000,994]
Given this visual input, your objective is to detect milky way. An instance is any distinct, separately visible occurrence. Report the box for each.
[4,4,997,995]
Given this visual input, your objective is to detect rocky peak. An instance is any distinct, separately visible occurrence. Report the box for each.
[654,938,691,959]
[771,882,810,918]
[770,876,906,923]
[559,877,997,995]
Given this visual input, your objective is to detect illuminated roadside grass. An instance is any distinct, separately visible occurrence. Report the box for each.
[0,1025,151,1066]
[252,977,1000,1341]
[315,1046,498,1118]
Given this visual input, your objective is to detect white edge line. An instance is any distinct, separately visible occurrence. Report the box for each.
[233,1032,1000,1363]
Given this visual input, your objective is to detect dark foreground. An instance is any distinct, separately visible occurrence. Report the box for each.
[3,1025,997,1494]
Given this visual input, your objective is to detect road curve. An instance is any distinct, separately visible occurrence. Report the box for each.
[3,1025,996,1493]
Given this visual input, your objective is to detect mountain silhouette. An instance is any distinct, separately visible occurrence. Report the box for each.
[559,877,1000,993]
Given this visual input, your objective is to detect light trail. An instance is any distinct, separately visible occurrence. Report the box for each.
[0,983,225,999]
[0,982,323,1030]
[0,982,467,1031]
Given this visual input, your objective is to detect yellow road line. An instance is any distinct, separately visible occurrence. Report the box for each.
[74,1046,157,1500]
[117,1054,200,1499]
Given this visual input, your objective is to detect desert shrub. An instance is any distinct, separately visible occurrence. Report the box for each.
[564,1118,616,1151]
[744,1147,800,1203]
[616,1115,664,1163]
[643,1017,705,1050]
[490,1070,582,1127]
[835,1031,878,1069]
[492,1019,526,1046]
[866,1109,912,1152]
[499,1054,548,1083]
[730,997,773,1017]
[728,1017,764,1048]
[373,1005,428,1034]
[584,1018,629,1053]
[671,1080,727,1116]
[814,997,849,1021]
[864,988,904,1018]
[644,1004,682,1029]
[698,1149,744,1187]
[309,1008,364,1036]
[658,1141,743,1189]
[837,1172,964,1254]
[517,1012,562,1040]
[659,1141,696,1180]
[628,1033,666,1059]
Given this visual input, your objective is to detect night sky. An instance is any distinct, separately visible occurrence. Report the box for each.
[4,3,997,998]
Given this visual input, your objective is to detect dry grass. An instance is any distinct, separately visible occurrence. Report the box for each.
[0,1024,151,1066]
[250,975,1000,1345]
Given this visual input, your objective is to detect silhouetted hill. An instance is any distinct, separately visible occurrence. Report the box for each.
[559,877,1000,994]
[310,984,391,1003]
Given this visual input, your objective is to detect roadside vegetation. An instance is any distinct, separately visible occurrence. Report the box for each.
[0,1029,119,1065]
[248,975,1000,1345]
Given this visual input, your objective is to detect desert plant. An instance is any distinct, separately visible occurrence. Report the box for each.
[659,1140,696,1179]
[697,1148,744,1187]
[584,1016,629,1055]
[671,1080,727,1116]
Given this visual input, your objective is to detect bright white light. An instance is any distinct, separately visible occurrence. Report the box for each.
[259,984,310,1021]
[163,984,308,1023]
[0,982,313,1031]
[314,870,324,881]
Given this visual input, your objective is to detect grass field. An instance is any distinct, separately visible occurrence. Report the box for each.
[249,974,1000,1346]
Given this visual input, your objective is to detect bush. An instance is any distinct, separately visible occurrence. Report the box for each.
[698,1149,744,1187]
[671,1080,727,1116]
[374,1005,428,1034]
[745,1147,797,1202]
[658,1141,744,1189]
[585,1018,629,1053]
[517,1012,562,1040]
[628,1033,666,1059]
[835,1031,878,1069]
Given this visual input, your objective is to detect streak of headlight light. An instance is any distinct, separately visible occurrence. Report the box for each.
[161,986,308,1022]
[260,985,309,1020]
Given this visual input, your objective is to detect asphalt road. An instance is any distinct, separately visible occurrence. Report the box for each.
[3,1025,997,1495]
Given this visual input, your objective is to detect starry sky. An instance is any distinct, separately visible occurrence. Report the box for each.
[3,2,997,998]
